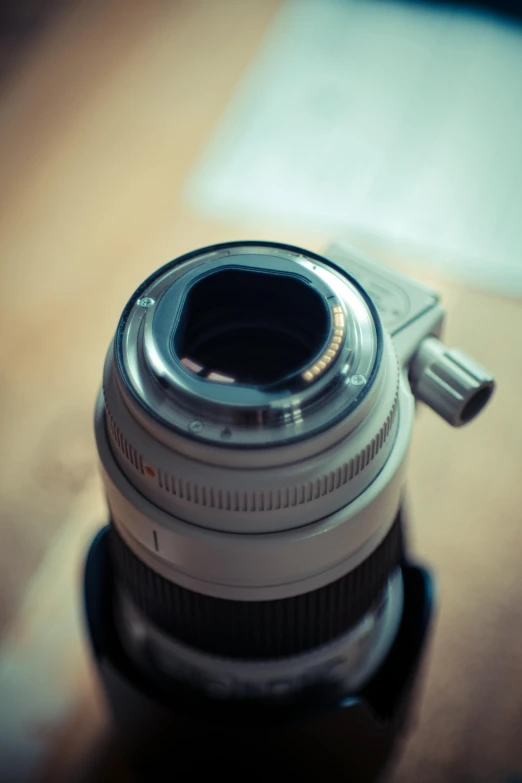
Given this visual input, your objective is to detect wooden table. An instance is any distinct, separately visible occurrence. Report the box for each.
[1,2,521,781]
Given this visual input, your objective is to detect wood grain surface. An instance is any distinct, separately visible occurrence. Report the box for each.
[0,2,521,782]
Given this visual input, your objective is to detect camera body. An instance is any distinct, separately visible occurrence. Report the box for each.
[86,241,493,781]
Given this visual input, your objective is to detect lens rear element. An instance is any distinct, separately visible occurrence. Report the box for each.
[175,267,330,387]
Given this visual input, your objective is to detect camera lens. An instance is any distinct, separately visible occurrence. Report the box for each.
[96,242,414,697]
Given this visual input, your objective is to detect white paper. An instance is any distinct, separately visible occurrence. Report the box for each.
[185,0,522,295]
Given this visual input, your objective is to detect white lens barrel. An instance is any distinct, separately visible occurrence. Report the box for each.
[98,243,413,599]
[97,242,414,690]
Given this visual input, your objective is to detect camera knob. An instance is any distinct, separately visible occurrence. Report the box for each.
[410,337,494,426]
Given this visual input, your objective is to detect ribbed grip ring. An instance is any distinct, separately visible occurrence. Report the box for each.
[110,513,403,660]
[104,387,398,516]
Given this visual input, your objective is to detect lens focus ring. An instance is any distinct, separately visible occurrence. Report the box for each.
[109,511,404,659]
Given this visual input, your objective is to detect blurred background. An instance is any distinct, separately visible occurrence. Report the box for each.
[0,0,521,781]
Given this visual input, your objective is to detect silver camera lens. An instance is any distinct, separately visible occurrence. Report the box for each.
[96,242,412,697]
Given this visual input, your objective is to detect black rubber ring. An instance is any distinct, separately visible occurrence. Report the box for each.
[110,513,403,660]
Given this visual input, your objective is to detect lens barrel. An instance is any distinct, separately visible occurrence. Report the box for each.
[96,242,415,691]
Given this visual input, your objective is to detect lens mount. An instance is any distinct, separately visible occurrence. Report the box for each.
[115,242,381,450]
